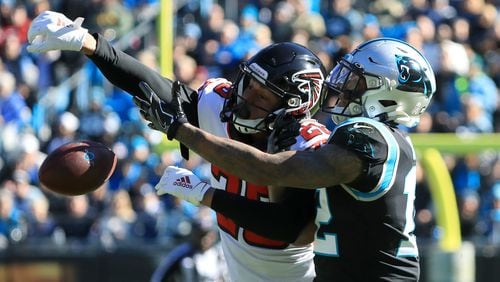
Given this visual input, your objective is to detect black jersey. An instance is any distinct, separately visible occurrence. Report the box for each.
[313,117,419,282]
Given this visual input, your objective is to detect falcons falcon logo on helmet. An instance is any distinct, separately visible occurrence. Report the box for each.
[291,68,325,115]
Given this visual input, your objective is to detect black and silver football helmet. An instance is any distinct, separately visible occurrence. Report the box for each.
[221,42,326,134]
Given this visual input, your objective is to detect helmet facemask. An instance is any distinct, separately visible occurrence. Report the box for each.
[321,38,436,127]
[223,63,287,134]
[224,62,320,134]
[322,58,384,124]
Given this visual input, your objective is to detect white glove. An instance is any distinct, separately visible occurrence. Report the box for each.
[155,166,211,205]
[27,11,88,53]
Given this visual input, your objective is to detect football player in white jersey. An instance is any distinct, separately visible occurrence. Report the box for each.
[27,11,330,281]
[137,38,436,282]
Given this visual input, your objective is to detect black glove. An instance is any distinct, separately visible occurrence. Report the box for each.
[267,113,301,153]
[134,81,188,140]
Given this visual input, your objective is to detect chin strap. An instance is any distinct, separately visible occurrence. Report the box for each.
[232,116,266,134]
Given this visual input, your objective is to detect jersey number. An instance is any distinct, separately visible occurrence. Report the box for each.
[198,78,232,98]
[314,189,339,256]
[314,175,418,257]
[300,122,330,149]
[212,165,288,249]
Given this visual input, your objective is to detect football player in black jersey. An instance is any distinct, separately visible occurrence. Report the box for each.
[144,38,436,282]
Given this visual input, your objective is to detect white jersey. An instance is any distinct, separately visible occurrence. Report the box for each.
[196,78,329,282]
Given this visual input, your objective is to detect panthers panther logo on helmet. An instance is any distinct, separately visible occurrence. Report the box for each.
[395,55,433,98]
[322,38,436,127]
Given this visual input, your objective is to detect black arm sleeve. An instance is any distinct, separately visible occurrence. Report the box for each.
[86,33,199,126]
[211,188,316,243]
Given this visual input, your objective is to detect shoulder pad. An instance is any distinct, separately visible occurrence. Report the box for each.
[197,78,232,98]
[330,117,389,159]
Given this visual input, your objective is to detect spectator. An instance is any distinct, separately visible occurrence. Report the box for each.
[323,0,364,39]
[25,194,59,240]
[490,183,500,244]
[96,190,136,247]
[1,31,38,107]
[151,221,227,282]
[289,0,326,39]
[46,111,80,153]
[132,184,165,241]
[0,188,26,247]
[269,1,295,42]
[213,19,247,78]
[57,195,96,242]
[11,169,44,215]
[0,70,30,127]
[459,190,482,240]
[94,0,134,40]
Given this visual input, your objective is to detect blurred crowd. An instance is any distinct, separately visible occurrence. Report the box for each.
[0,0,499,253]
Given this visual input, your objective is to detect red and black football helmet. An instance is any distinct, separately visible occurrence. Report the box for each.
[221,42,326,134]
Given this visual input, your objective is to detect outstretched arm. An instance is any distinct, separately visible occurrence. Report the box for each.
[27,11,198,124]
[83,33,196,107]
[131,81,363,189]
[175,123,362,189]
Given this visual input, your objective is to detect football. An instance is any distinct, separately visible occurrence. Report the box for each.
[38,140,117,196]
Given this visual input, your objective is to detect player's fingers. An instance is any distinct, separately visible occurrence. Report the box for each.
[27,22,49,42]
[132,96,143,108]
[26,45,39,53]
[147,123,158,131]
[132,96,150,112]
[137,108,150,121]
[45,23,66,33]
[156,166,181,187]
[73,17,85,28]
[26,42,51,53]
[277,138,296,151]
[28,12,75,43]
[27,27,40,43]
[165,166,181,174]
[171,80,181,97]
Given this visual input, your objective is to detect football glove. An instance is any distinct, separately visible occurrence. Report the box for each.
[27,11,88,53]
[134,81,188,139]
[267,112,301,153]
[155,166,211,205]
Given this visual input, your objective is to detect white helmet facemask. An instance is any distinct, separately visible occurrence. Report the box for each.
[330,99,363,125]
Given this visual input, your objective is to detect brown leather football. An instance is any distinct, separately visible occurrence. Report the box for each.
[38,140,117,196]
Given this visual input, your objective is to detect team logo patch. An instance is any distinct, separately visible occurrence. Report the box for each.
[395,55,432,97]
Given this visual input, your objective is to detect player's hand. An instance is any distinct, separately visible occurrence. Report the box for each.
[267,113,300,153]
[27,11,88,53]
[155,166,211,205]
[134,81,188,139]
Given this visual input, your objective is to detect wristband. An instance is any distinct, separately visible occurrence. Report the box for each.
[166,116,188,140]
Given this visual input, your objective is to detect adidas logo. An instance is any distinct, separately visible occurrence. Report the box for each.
[173,176,193,189]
